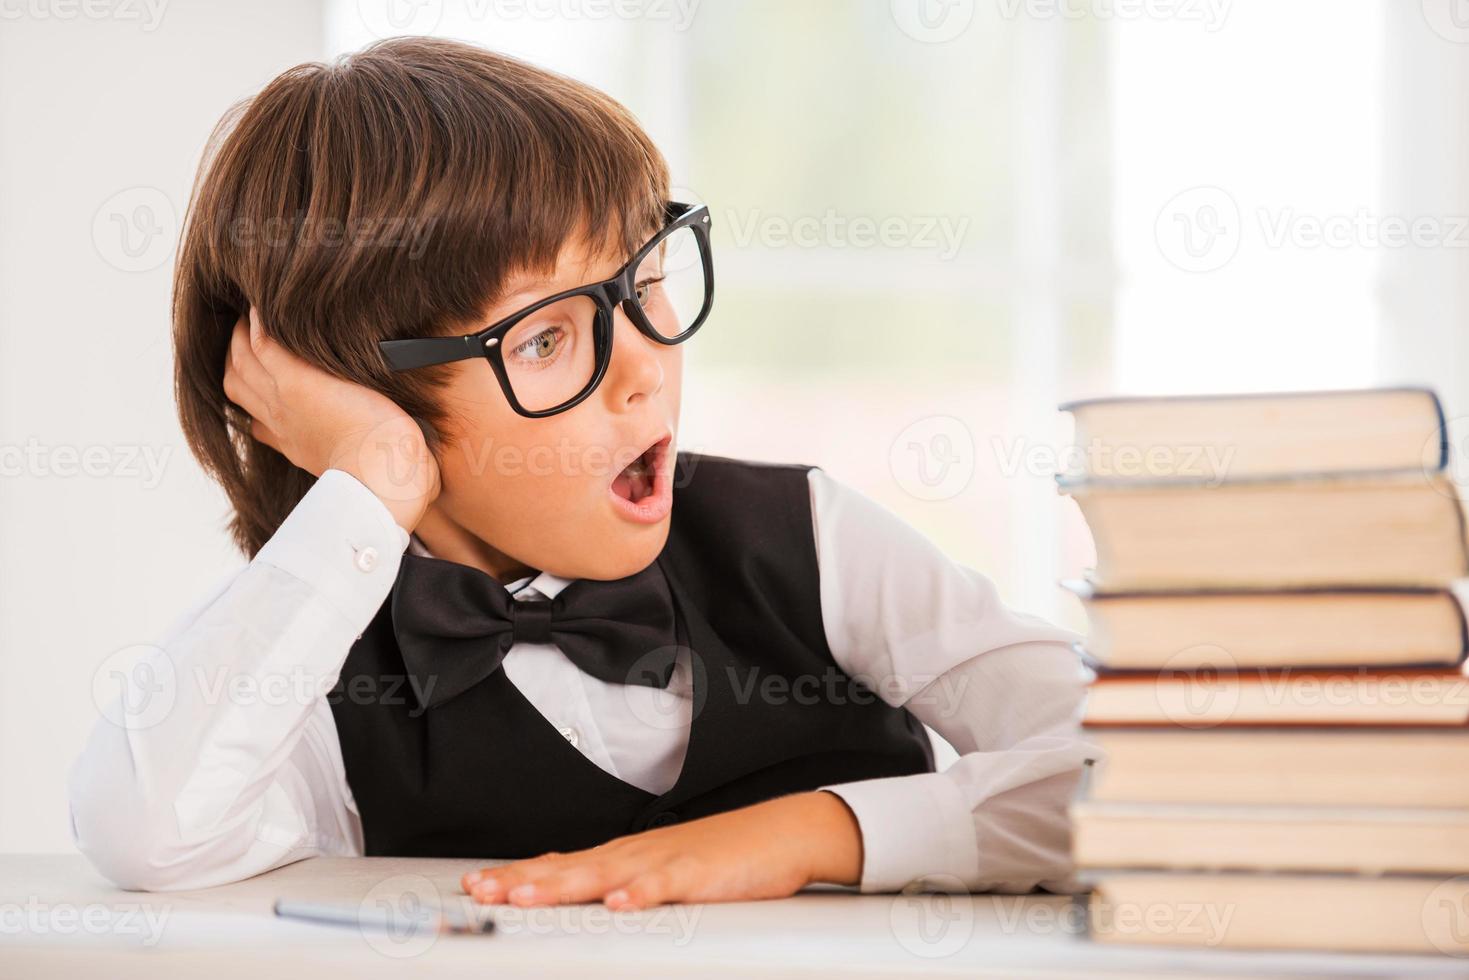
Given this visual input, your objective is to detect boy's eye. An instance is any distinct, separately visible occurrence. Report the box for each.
[511,325,564,362]
[635,276,664,306]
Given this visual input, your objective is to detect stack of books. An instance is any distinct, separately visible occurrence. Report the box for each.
[1058,387,1469,954]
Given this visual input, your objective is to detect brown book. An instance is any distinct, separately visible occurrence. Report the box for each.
[1060,387,1447,483]
[1084,664,1469,727]
[1073,801,1469,875]
[1064,582,1466,671]
[1062,471,1469,591]
[1086,727,1469,807]
[1086,871,1469,954]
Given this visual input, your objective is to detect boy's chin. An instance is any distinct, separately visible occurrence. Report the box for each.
[554,518,672,582]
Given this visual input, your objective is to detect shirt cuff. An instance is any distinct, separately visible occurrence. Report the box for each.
[820,771,981,893]
[254,468,411,627]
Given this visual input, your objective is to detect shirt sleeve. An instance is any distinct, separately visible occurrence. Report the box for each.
[806,467,1095,895]
[66,468,409,891]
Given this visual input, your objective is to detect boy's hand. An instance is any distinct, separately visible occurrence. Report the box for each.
[223,307,440,531]
[460,791,864,909]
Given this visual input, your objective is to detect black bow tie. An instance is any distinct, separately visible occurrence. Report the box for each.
[390,554,680,710]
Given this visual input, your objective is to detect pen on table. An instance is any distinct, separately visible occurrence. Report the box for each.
[273,898,495,935]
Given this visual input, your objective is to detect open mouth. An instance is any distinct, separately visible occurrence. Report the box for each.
[612,434,669,503]
[608,433,673,522]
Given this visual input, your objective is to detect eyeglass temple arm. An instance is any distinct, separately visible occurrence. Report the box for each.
[378,335,485,371]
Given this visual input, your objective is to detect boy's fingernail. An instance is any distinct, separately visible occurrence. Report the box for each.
[508,884,536,903]
[605,890,629,906]
[464,871,483,886]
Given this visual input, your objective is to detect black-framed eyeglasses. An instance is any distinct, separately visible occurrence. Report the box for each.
[378,201,714,418]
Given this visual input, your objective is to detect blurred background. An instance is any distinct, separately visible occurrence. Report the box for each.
[3,0,1467,853]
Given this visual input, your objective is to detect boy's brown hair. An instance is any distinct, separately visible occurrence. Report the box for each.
[173,36,671,557]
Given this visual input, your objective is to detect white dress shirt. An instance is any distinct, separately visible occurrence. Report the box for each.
[67,465,1091,894]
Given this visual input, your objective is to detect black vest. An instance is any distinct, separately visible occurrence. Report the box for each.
[329,452,936,857]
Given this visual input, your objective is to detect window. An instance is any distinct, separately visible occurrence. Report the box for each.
[327,1,1433,625]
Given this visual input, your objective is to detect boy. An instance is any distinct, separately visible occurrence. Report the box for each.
[68,36,1088,910]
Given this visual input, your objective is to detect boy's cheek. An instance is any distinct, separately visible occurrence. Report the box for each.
[432,374,682,577]
[441,456,670,580]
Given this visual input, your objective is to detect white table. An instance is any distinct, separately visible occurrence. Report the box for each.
[2,854,1465,978]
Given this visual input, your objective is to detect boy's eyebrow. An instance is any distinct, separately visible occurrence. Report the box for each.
[504,275,552,295]
[492,274,556,308]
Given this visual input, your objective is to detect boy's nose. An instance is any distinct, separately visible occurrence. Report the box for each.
[604,307,665,410]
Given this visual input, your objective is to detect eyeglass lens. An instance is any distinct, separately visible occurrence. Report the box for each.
[498,224,709,412]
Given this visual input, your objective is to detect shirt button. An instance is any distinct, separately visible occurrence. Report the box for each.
[354,546,379,573]
[557,725,580,748]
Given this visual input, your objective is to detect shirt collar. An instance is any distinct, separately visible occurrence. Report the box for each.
[407,532,573,599]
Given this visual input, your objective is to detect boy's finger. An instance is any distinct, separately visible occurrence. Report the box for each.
[247,306,283,367]
[230,313,276,393]
[249,416,281,451]
[504,862,621,907]
[464,849,575,903]
[224,364,272,424]
[247,306,264,350]
[608,865,681,910]
[222,360,270,424]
